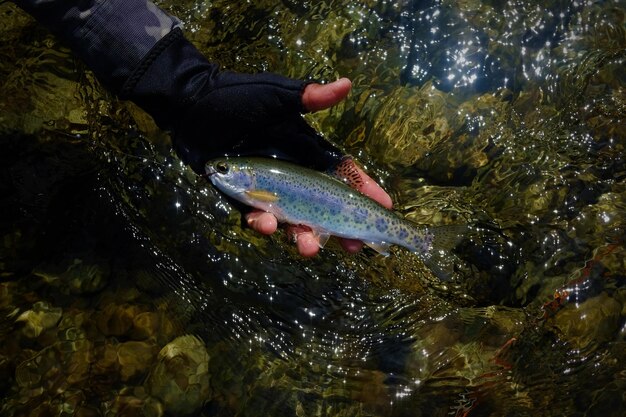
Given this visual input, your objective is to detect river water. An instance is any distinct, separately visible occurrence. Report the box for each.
[1,0,625,416]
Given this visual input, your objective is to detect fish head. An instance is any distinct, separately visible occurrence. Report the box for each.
[205,159,255,199]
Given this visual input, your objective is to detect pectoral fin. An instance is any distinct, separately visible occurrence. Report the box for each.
[365,241,392,256]
[245,190,279,202]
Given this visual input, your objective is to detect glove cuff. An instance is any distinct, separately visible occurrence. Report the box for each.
[120,28,185,99]
[120,27,217,131]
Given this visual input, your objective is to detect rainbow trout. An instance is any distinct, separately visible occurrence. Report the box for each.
[206,157,461,276]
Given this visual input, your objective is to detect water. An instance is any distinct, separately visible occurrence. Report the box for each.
[1,0,625,416]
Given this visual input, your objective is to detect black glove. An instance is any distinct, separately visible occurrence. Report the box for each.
[120,28,343,174]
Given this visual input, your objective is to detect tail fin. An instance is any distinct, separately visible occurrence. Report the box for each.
[421,224,468,281]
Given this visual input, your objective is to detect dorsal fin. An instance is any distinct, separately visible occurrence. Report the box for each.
[328,156,365,190]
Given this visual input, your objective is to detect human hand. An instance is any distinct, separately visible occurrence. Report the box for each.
[119,29,390,255]
[245,78,393,257]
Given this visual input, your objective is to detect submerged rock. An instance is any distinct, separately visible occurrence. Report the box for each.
[15,301,62,339]
[94,340,157,383]
[146,334,211,416]
[61,259,110,295]
[105,393,164,417]
[33,258,110,295]
[95,303,143,337]
[130,312,161,341]
[551,292,622,350]
[118,341,159,382]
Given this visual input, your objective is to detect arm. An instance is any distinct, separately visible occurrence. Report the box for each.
[13,0,343,172]
[13,0,391,256]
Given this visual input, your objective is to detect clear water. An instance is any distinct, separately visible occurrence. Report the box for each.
[1,0,625,416]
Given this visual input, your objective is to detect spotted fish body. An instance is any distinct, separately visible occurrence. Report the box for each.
[206,157,436,256]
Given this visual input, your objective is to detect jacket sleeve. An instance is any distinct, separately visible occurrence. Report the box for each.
[12,0,182,94]
[13,0,345,173]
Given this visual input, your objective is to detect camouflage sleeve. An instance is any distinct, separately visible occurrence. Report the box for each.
[12,0,182,92]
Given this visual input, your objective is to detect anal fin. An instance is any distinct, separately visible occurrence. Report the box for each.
[365,241,392,256]
[316,232,331,248]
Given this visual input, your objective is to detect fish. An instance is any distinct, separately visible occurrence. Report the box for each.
[205,157,463,278]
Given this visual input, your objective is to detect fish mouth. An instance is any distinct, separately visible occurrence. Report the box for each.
[204,165,217,177]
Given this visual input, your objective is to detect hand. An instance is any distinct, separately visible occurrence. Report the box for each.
[118,29,390,255]
[245,78,393,257]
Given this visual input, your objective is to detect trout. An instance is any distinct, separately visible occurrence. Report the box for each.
[206,157,462,277]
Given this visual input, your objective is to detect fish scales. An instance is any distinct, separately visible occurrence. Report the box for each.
[206,157,434,255]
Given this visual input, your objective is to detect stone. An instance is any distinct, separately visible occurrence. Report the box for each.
[15,301,62,338]
[147,335,211,416]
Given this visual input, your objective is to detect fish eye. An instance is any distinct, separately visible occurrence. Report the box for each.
[216,161,229,174]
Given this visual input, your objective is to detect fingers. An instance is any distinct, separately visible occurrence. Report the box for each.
[290,227,364,257]
[286,225,320,257]
[302,78,352,112]
[338,238,364,253]
[353,166,393,209]
[248,214,320,257]
[246,211,277,235]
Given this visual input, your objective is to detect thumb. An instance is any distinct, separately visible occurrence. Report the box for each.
[302,78,352,112]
